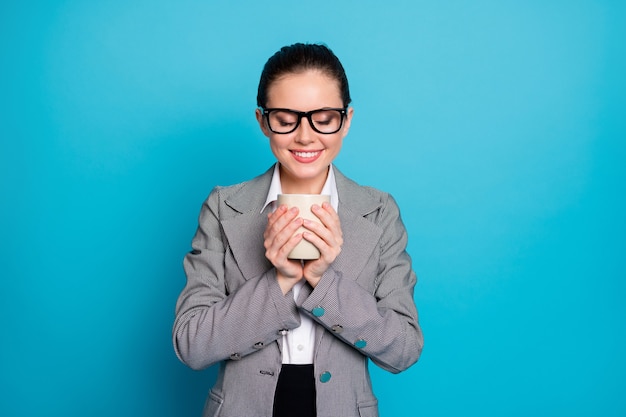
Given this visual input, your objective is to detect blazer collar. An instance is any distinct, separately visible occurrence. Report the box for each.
[334,167,383,216]
[223,166,275,215]
[222,165,383,216]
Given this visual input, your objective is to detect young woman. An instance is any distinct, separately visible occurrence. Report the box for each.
[173,43,423,417]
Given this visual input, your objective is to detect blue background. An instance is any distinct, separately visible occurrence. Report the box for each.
[1,1,625,416]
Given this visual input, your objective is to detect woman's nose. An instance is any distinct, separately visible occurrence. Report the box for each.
[295,117,315,144]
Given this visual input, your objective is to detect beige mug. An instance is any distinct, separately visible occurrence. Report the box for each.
[276,194,331,259]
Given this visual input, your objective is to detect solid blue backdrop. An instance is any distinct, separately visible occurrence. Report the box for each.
[1,1,624,416]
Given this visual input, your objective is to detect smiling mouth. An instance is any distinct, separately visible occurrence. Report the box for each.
[291,150,322,162]
[293,151,320,158]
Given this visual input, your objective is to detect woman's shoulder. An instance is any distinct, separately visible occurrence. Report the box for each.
[213,167,273,192]
[334,167,401,218]
[204,167,274,210]
[335,167,392,201]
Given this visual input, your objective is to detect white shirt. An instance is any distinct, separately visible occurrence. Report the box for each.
[261,163,339,364]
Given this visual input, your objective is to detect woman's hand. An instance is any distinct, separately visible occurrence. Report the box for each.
[301,202,343,287]
[264,205,305,294]
[264,202,343,293]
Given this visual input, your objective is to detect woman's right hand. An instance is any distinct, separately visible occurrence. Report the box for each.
[264,205,305,294]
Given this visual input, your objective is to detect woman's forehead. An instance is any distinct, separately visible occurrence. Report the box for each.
[266,70,342,108]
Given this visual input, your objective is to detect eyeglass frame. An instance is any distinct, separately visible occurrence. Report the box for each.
[261,107,348,134]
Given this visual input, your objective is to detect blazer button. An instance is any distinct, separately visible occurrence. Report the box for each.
[331,325,343,334]
[319,371,332,383]
[253,342,264,349]
[354,339,367,349]
[229,353,241,360]
[312,307,325,317]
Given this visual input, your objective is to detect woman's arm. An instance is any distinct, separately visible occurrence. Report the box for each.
[172,188,301,370]
[300,193,423,373]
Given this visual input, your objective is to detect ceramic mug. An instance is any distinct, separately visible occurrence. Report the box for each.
[276,194,331,259]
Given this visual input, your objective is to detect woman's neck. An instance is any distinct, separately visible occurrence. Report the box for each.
[280,166,329,194]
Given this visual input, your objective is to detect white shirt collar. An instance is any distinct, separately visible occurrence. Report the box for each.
[261,163,339,213]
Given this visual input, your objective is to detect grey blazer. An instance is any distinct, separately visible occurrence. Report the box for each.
[173,166,423,417]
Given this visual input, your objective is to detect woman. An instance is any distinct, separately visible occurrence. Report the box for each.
[173,43,423,417]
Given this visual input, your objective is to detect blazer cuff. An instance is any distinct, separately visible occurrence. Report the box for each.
[300,266,341,315]
[265,269,301,330]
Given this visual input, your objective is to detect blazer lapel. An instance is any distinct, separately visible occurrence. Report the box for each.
[221,168,274,280]
[333,168,383,283]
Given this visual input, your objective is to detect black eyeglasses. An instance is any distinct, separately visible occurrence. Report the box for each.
[262,107,347,134]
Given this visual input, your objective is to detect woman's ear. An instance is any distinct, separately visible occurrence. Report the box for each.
[255,108,271,138]
[342,106,354,137]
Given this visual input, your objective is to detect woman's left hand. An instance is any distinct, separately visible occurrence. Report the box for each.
[301,202,343,287]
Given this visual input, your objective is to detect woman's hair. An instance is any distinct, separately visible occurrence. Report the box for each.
[257,43,351,108]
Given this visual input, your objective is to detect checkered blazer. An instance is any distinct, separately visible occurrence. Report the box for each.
[173,165,423,417]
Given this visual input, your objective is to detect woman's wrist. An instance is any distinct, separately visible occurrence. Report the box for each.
[276,269,302,295]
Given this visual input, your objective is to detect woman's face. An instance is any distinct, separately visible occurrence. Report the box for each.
[256,70,353,194]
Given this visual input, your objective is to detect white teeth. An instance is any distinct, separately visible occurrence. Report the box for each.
[294,151,319,158]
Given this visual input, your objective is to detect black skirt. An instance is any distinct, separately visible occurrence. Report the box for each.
[273,364,316,417]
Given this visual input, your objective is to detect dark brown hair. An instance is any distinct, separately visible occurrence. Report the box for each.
[257,43,351,108]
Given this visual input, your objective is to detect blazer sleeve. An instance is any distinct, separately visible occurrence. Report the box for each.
[172,187,301,370]
[300,192,423,373]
